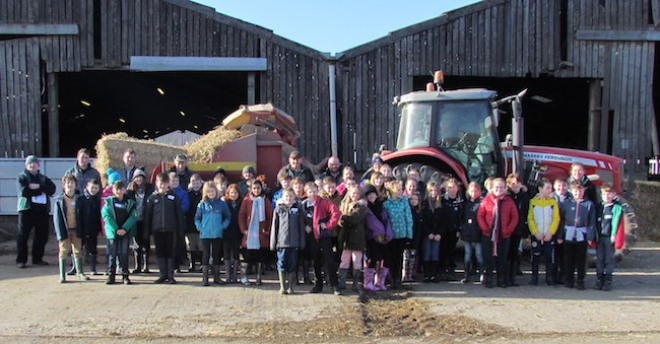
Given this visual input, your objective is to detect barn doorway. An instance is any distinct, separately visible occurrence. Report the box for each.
[412,75,591,151]
[57,70,255,156]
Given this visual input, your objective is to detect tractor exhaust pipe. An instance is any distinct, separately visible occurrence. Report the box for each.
[493,89,527,180]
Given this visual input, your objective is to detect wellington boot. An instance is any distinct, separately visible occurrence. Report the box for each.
[278,271,286,294]
[338,268,349,290]
[286,273,295,294]
[58,258,67,283]
[352,270,362,291]
[213,265,224,285]
[75,257,89,281]
[363,268,378,291]
[255,263,263,286]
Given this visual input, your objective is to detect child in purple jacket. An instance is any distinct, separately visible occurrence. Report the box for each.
[363,184,393,291]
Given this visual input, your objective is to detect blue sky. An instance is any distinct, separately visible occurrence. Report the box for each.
[196,0,481,53]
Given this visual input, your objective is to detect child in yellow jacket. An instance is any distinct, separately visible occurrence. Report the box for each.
[527,178,560,286]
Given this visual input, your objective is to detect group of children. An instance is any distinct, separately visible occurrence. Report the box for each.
[53,151,625,294]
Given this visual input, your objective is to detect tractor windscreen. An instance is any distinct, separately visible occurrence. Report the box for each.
[435,101,498,183]
[396,100,499,184]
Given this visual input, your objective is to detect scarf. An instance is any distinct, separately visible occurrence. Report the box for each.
[246,195,266,249]
[491,197,502,256]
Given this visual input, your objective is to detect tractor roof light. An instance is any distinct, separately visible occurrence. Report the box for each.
[433,70,444,92]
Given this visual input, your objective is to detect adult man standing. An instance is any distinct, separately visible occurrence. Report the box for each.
[169,154,193,189]
[319,156,342,185]
[278,151,315,187]
[66,148,101,195]
[117,149,138,184]
[16,155,57,268]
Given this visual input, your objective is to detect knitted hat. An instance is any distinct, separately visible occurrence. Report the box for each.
[372,157,384,164]
[242,165,256,175]
[132,169,147,180]
[363,184,378,196]
[107,168,121,185]
[25,155,39,165]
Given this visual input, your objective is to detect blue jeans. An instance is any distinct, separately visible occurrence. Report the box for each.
[277,248,299,273]
[422,237,440,262]
[463,241,483,265]
[596,237,615,275]
[108,235,131,274]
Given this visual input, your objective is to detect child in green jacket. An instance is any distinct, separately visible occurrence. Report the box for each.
[102,181,138,285]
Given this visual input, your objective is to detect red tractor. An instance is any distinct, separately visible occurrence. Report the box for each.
[379,71,636,258]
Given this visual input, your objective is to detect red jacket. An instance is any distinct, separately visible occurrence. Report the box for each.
[311,196,341,240]
[238,195,273,249]
[477,194,519,239]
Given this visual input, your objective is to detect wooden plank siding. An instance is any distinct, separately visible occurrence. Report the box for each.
[336,0,658,171]
[0,0,657,171]
[0,38,42,156]
[0,0,330,163]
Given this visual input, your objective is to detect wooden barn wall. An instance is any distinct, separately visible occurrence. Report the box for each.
[0,38,42,156]
[337,0,658,171]
[0,0,330,163]
[261,43,330,163]
[96,0,331,163]
[0,0,93,72]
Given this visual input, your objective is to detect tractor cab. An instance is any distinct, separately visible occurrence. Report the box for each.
[390,88,501,185]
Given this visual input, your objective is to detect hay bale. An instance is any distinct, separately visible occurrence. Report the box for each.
[185,126,241,163]
[628,180,660,241]
[94,132,186,178]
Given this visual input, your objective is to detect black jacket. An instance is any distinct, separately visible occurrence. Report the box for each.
[460,196,483,243]
[186,189,203,234]
[224,199,243,240]
[423,204,443,236]
[441,194,464,233]
[144,190,185,237]
[76,190,102,238]
[410,210,423,249]
[17,170,56,212]
[508,189,531,238]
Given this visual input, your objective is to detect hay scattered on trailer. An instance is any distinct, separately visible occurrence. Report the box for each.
[185,126,241,163]
[94,132,186,178]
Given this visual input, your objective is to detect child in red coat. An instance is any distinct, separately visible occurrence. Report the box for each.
[477,178,519,288]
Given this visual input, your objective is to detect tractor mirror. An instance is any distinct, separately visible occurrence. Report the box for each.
[491,109,499,127]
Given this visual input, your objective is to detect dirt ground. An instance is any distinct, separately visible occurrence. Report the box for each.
[0,237,659,343]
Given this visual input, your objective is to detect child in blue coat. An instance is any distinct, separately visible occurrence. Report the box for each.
[169,171,190,273]
[195,181,231,286]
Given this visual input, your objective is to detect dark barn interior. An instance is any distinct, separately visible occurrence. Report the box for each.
[413,75,590,151]
[56,71,251,156]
